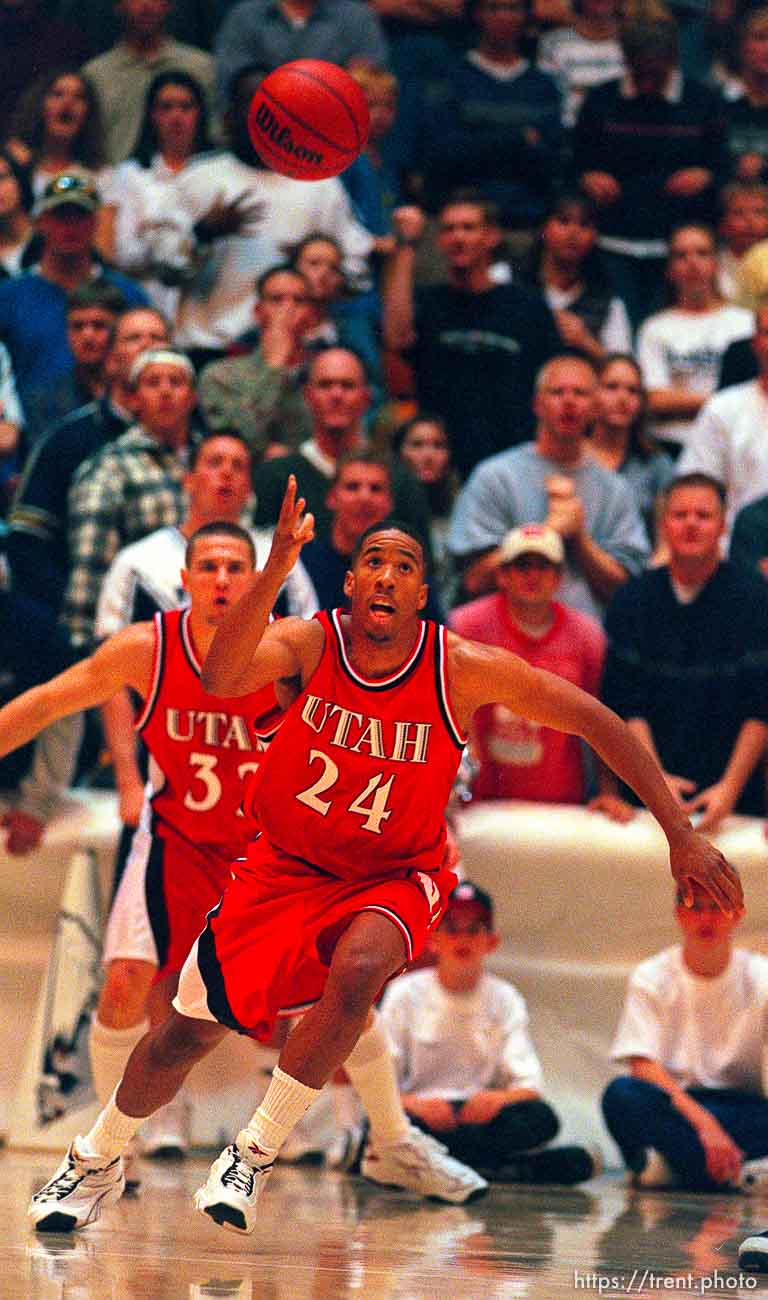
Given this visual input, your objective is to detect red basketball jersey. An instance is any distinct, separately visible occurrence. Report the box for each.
[136,609,281,848]
[245,609,467,880]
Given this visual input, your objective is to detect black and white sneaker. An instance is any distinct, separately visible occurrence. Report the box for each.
[739,1229,768,1271]
[193,1144,274,1235]
[28,1141,125,1233]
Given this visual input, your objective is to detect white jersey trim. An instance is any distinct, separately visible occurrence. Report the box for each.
[330,606,427,689]
[134,612,165,732]
[435,623,468,747]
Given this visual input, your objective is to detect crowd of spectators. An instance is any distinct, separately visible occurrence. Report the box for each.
[2,0,768,849]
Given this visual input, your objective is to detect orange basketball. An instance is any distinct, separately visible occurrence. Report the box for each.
[248,60,370,182]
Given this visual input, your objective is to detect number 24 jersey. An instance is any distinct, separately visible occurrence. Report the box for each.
[245,609,467,880]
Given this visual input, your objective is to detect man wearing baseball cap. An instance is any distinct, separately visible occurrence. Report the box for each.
[380,880,599,1184]
[0,170,147,412]
[449,523,606,804]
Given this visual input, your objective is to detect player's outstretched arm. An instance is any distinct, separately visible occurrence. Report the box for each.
[0,624,153,761]
[447,635,744,916]
[202,475,319,696]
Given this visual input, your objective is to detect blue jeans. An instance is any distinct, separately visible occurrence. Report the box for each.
[602,1076,768,1189]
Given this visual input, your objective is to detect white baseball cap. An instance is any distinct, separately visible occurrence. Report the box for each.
[499,524,564,566]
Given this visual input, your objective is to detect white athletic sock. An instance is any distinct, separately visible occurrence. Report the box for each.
[343,1012,409,1146]
[236,1066,321,1165]
[80,1085,146,1161]
[331,1080,363,1131]
[89,1016,149,1108]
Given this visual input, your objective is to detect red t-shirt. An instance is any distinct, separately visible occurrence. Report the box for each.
[449,595,605,803]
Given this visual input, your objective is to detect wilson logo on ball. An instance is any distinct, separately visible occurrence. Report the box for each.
[251,102,323,166]
[247,59,370,182]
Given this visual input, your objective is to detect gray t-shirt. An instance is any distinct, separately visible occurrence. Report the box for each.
[449,442,650,620]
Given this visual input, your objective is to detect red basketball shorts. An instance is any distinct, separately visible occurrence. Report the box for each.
[173,836,457,1042]
[104,815,235,983]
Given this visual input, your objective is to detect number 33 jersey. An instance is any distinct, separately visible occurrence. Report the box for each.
[245,609,467,879]
[136,609,282,849]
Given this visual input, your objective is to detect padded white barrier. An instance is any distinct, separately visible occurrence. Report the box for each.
[456,802,768,1155]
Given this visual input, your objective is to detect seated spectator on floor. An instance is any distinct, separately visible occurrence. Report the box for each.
[6,305,169,616]
[677,304,768,541]
[0,147,34,277]
[22,281,127,448]
[109,69,216,324]
[602,880,768,1193]
[5,68,116,257]
[717,180,768,303]
[300,448,442,619]
[573,10,729,331]
[172,65,374,369]
[418,0,563,239]
[392,412,459,609]
[63,346,196,653]
[213,0,388,113]
[82,0,216,165]
[636,223,753,454]
[199,265,315,461]
[252,346,433,547]
[594,473,768,829]
[448,354,649,618]
[0,170,147,415]
[586,353,674,547]
[383,190,560,480]
[537,0,625,130]
[519,189,632,363]
[449,524,605,802]
[380,881,599,1185]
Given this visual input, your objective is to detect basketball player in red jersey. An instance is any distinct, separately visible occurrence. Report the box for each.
[27,478,743,1237]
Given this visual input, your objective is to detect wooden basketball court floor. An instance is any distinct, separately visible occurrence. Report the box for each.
[5,1152,768,1300]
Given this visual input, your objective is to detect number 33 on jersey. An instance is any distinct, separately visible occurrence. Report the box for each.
[136,609,283,846]
[243,609,467,881]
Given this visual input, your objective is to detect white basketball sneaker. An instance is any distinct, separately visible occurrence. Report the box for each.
[739,1228,768,1271]
[361,1124,488,1204]
[28,1141,125,1233]
[193,1144,274,1235]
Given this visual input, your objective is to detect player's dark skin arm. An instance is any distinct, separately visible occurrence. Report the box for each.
[202,476,319,695]
[446,636,743,916]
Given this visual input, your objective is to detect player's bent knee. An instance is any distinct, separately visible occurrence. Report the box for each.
[98,959,157,1026]
[147,1010,228,1069]
[327,949,397,1017]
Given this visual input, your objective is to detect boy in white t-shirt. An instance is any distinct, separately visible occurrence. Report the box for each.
[603,881,768,1193]
[379,882,599,1184]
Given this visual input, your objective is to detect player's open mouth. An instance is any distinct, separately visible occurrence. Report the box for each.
[369,600,395,617]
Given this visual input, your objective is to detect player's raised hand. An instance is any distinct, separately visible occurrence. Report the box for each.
[269,475,315,574]
[669,828,744,917]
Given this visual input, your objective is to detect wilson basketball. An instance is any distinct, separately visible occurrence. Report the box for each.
[247,60,370,182]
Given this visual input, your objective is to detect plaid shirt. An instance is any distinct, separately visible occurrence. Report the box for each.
[64,424,188,650]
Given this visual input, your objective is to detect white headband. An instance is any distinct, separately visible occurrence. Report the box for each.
[129,348,195,387]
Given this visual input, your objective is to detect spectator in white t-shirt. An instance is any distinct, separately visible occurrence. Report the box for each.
[602,880,768,1192]
[636,222,753,451]
[537,0,625,129]
[677,303,768,542]
[380,881,600,1184]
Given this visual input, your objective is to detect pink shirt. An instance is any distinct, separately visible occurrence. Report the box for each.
[449,594,605,803]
